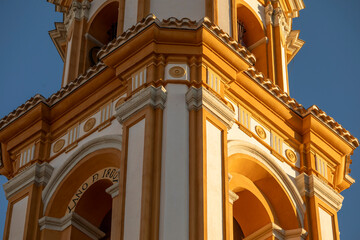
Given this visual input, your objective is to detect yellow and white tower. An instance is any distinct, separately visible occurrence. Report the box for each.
[0,0,358,240]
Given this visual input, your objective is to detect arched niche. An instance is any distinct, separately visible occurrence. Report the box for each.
[75,178,114,239]
[235,1,267,74]
[231,173,275,237]
[43,135,122,218]
[228,140,305,238]
[85,1,120,68]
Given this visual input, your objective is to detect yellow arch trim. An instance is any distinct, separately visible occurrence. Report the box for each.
[230,173,275,223]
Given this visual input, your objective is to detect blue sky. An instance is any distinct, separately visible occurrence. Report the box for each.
[0,0,359,238]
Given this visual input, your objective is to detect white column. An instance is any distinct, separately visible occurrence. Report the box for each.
[159,84,189,240]
[123,119,145,240]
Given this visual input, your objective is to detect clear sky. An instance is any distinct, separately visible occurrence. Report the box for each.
[0,0,359,239]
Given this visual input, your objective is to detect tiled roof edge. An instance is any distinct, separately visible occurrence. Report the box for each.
[244,67,359,148]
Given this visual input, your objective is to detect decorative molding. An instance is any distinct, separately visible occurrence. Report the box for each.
[3,163,54,200]
[296,173,344,212]
[255,125,266,139]
[83,118,96,132]
[244,67,359,148]
[64,0,91,31]
[265,4,274,25]
[286,30,305,63]
[169,66,186,78]
[39,212,105,240]
[229,190,239,204]
[286,0,305,18]
[116,86,167,124]
[53,139,65,153]
[42,135,122,214]
[185,87,235,129]
[273,8,290,42]
[49,22,67,61]
[243,223,307,240]
[285,149,297,163]
[0,62,107,132]
[106,182,119,198]
[98,14,256,66]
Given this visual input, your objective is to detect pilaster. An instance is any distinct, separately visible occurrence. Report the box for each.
[116,85,166,240]
[296,173,343,240]
[186,86,234,240]
[3,163,53,240]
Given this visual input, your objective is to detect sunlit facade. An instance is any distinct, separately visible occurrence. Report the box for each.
[0,0,358,239]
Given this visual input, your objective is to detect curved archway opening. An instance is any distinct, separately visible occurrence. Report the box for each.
[86,1,119,67]
[75,179,113,239]
[236,3,267,74]
[45,148,121,218]
[236,4,264,48]
[229,153,301,237]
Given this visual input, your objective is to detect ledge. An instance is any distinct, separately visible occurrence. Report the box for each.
[3,163,53,200]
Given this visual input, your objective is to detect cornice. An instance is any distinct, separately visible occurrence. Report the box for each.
[296,173,344,212]
[3,163,53,200]
[116,86,167,124]
[39,212,105,239]
[185,87,235,129]
[0,62,106,132]
[49,22,67,61]
[244,67,359,148]
[98,14,256,66]
[286,30,305,63]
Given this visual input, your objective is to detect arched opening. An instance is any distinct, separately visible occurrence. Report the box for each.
[75,179,113,239]
[233,217,245,240]
[85,1,119,67]
[236,3,267,74]
[229,153,301,238]
[236,4,264,48]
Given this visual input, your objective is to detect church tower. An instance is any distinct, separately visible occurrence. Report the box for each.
[0,0,358,240]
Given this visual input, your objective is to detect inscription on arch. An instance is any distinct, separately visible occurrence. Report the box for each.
[67,167,119,213]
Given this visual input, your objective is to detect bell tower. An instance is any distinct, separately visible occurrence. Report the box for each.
[0,0,358,240]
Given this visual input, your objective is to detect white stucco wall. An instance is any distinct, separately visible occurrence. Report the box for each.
[8,196,28,240]
[124,0,138,31]
[123,119,145,240]
[49,119,122,171]
[218,0,231,35]
[206,121,223,240]
[160,84,189,240]
[319,207,334,240]
[150,0,205,21]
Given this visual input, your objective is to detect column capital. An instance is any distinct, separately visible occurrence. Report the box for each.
[296,173,344,212]
[185,87,235,129]
[229,190,239,204]
[106,182,119,198]
[3,163,53,200]
[116,86,167,124]
[64,0,91,30]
